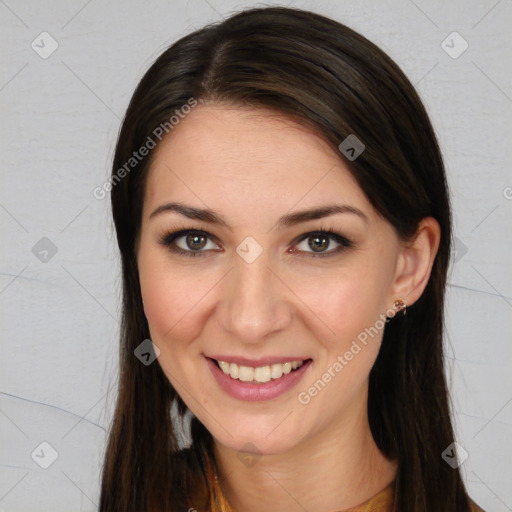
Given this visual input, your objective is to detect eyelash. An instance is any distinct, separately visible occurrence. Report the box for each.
[158,225,353,258]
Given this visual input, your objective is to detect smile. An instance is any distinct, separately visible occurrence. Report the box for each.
[205,356,313,401]
[216,359,305,383]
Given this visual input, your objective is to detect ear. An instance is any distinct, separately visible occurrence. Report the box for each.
[389,217,441,308]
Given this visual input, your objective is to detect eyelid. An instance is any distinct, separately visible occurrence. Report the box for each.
[158,225,353,258]
[159,227,221,255]
[291,229,352,255]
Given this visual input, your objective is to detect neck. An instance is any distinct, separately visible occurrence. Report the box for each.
[212,388,398,512]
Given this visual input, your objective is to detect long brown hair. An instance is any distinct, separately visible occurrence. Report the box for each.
[100,6,473,511]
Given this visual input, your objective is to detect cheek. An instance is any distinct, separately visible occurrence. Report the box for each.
[138,250,216,354]
[293,266,389,390]
[139,264,211,394]
[292,263,388,344]
[140,271,196,341]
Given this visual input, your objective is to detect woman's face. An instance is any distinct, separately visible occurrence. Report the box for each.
[137,103,406,455]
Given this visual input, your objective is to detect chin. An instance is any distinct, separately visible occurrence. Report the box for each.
[205,417,304,456]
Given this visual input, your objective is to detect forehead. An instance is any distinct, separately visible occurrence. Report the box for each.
[143,104,370,225]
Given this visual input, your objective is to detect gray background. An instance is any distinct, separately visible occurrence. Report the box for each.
[1,0,511,510]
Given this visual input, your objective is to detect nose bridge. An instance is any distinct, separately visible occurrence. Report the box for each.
[220,248,290,341]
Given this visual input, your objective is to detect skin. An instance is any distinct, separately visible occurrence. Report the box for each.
[136,103,440,511]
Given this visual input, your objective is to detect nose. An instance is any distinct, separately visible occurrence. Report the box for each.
[217,250,293,343]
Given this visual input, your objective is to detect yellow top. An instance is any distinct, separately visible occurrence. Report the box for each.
[343,482,394,511]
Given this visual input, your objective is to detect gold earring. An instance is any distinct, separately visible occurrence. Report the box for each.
[393,299,407,315]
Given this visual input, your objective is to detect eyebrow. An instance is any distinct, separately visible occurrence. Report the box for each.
[148,201,368,229]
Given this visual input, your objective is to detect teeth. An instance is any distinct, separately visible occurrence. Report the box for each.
[219,361,230,373]
[254,366,271,383]
[216,359,305,383]
[270,364,283,379]
[229,362,239,379]
[239,366,254,382]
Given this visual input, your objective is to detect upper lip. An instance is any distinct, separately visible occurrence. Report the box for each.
[206,355,311,367]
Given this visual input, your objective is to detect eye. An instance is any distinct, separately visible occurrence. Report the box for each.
[158,227,353,258]
[291,228,353,258]
[159,229,220,257]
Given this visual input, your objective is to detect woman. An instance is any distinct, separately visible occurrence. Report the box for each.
[99,6,484,511]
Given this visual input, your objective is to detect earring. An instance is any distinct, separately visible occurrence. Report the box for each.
[393,299,407,316]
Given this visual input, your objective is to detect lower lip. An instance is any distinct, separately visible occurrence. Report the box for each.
[206,357,312,402]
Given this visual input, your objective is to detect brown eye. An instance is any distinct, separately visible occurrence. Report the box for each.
[159,229,219,257]
[160,228,352,259]
[308,234,330,252]
[185,233,207,251]
[292,229,353,258]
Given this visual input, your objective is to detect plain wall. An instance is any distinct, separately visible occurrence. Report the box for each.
[1,0,511,510]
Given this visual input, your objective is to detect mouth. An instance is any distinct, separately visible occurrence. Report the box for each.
[207,357,312,384]
[205,355,312,401]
